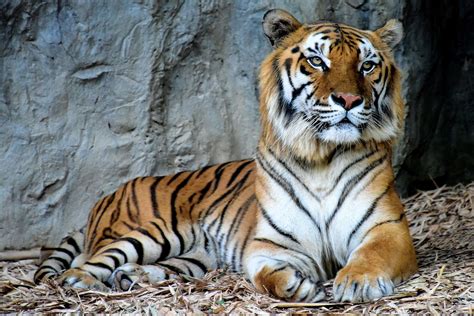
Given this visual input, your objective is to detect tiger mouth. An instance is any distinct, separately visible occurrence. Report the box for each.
[335,117,352,125]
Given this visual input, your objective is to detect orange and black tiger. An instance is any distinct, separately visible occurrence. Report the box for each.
[35,9,417,302]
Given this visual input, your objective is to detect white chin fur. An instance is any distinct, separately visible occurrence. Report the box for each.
[319,123,361,144]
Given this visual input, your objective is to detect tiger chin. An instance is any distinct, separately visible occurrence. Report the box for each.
[34,9,417,303]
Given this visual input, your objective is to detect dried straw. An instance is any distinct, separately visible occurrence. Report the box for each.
[1,182,473,313]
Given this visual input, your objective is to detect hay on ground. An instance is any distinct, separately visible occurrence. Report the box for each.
[1,182,473,313]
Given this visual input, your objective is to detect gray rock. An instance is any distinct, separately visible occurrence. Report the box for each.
[0,0,472,250]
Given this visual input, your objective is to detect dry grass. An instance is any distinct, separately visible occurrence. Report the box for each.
[1,182,473,313]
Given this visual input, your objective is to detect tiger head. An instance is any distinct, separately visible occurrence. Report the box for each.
[259,9,404,163]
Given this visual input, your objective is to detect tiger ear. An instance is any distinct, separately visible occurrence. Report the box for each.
[376,19,403,48]
[263,9,302,47]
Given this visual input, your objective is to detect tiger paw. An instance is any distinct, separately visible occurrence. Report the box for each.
[333,265,394,302]
[58,268,109,291]
[110,263,149,291]
[254,265,325,302]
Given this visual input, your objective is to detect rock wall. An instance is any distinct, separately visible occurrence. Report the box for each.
[1,0,472,250]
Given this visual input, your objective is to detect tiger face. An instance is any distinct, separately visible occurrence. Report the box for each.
[260,10,404,158]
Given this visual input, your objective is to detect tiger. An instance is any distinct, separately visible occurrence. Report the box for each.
[34,9,417,303]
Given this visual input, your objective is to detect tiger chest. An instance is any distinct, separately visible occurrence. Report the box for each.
[255,157,388,271]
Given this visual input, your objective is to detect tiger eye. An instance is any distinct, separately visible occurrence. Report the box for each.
[309,56,323,66]
[362,61,375,72]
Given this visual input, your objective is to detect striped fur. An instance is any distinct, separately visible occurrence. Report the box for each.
[35,10,417,303]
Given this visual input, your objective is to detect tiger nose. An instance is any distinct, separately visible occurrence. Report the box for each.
[331,93,363,110]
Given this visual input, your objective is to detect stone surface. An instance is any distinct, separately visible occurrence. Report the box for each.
[0,0,472,250]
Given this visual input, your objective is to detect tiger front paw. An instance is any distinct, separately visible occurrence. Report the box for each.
[58,268,109,292]
[333,264,394,302]
[254,265,325,302]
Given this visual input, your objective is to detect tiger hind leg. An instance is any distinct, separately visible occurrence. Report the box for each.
[110,247,217,291]
[34,229,85,283]
[59,220,203,290]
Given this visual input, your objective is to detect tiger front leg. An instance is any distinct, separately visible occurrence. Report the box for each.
[244,241,326,302]
[333,216,417,302]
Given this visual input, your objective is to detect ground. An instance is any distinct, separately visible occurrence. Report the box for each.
[0,183,472,313]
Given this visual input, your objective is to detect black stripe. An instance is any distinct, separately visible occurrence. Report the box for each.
[254,237,291,250]
[353,166,386,197]
[326,155,387,229]
[269,265,287,275]
[212,170,253,236]
[326,150,377,195]
[137,227,160,244]
[88,196,107,235]
[346,186,390,248]
[37,265,56,272]
[291,82,311,104]
[226,160,253,187]
[374,66,389,116]
[103,248,129,263]
[166,171,186,185]
[34,269,55,282]
[104,254,120,270]
[188,192,197,203]
[286,276,304,294]
[176,257,208,273]
[361,213,405,241]
[284,58,295,89]
[90,192,116,242]
[258,202,299,244]
[257,152,322,234]
[374,72,382,84]
[85,261,114,272]
[122,221,135,231]
[150,176,164,217]
[130,178,141,224]
[195,180,213,204]
[224,195,255,249]
[380,67,394,119]
[203,232,210,253]
[305,88,316,101]
[237,226,253,271]
[275,58,296,123]
[195,164,215,178]
[110,185,127,225]
[230,242,239,271]
[150,221,171,260]
[201,169,252,219]
[253,237,323,276]
[65,235,82,254]
[158,262,186,275]
[120,237,144,265]
[300,64,312,76]
[125,181,137,223]
[170,172,195,254]
[55,247,75,260]
[48,256,69,269]
[267,148,320,202]
[208,161,235,195]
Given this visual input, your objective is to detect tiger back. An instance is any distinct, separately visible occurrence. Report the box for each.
[34,9,417,303]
